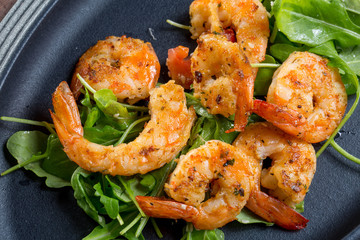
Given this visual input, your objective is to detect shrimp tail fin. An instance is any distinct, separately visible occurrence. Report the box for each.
[136,196,199,222]
[252,99,306,135]
[51,81,83,136]
[246,190,308,230]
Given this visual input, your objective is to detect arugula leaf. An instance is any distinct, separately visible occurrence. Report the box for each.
[338,45,360,76]
[71,168,106,226]
[181,223,224,240]
[186,92,214,118]
[254,55,278,96]
[236,208,273,226]
[5,131,72,188]
[40,134,78,181]
[94,89,129,119]
[273,0,360,47]
[269,43,308,62]
[94,182,120,219]
[83,212,144,240]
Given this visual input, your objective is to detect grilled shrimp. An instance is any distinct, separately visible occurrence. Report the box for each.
[191,33,254,131]
[71,36,160,104]
[136,140,255,229]
[233,122,315,229]
[50,81,196,176]
[189,0,269,64]
[253,51,347,143]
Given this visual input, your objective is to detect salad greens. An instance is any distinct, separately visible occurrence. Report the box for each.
[1,0,360,239]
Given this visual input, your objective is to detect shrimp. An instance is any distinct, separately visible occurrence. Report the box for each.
[50,81,196,176]
[189,0,269,64]
[136,140,255,229]
[233,122,315,229]
[191,33,254,131]
[70,36,160,104]
[253,51,347,143]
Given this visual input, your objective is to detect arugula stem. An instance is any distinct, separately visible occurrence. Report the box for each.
[119,213,142,235]
[316,78,360,158]
[269,21,278,43]
[77,73,96,94]
[1,116,55,129]
[345,7,360,15]
[117,176,146,217]
[330,140,360,164]
[166,19,191,30]
[119,104,148,112]
[135,217,148,237]
[117,214,124,226]
[114,116,150,146]
[250,63,281,68]
[151,218,163,238]
[1,153,47,176]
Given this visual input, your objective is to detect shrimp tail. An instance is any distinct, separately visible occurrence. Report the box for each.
[51,81,83,136]
[246,190,308,230]
[231,74,255,132]
[252,99,306,134]
[136,196,199,222]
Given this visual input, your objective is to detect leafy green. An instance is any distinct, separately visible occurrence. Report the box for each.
[254,55,278,96]
[5,131,73,188]
[83,212,144,240]
[273,0,360,47]
[41,134,78,181]
[339,45,360,76]
[181,223,225,240]
[71,168,106,226]
[94,89,129,119]
[236,208,273,226]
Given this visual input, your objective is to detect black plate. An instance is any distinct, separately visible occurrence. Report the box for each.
[1,0,360,239]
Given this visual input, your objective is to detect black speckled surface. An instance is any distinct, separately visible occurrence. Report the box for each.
[0,0,360,239]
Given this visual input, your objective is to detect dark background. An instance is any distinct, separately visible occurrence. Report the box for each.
[0,0,360,239]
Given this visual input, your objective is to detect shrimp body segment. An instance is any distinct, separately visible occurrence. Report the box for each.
[71,36,160,104]
[233,122,314,229]
[191,33,255,131]
[137,140,256,229]
[50,81,196,176]
[189,0,269,64]
[253,52,347,143]
[233,122,316,207]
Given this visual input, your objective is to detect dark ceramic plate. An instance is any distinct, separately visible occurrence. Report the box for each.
[1,0,360,239]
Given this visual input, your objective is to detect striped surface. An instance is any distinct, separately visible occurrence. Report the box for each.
[0,0,56,85]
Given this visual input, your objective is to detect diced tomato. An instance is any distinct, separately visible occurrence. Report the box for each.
[166,46,193,89]
[224,28,236,43]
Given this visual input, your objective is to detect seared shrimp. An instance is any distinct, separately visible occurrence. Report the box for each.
[71,36,160,104]
[233,122,315,229]
[137,140,255,229]
[50,81,196,176]
[253,51,347,143]
[189,0,269,64]
[191,33,254,131]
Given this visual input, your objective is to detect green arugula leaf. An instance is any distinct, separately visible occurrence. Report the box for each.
[94,89,129,119]
[94,182,120,220]
[6,131,71,188]
[273,0,360,47]
[41,134,78,181]
[254,55,278,96]
[71,168,106,226]
[83,212,144,240]
[338,45,360,76]
[181,223,225,240]
[236,208,273,226]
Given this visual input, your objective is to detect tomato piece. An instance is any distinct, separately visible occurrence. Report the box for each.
[166,46,193,89]
[224,28,236,43]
